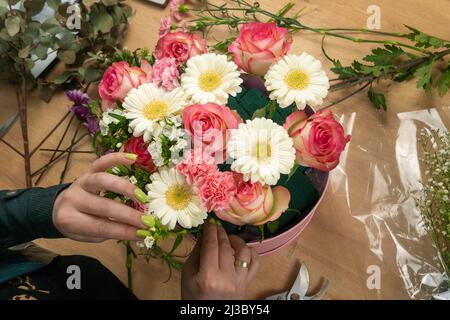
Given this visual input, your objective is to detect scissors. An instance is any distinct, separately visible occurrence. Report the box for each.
[266,263,330,300]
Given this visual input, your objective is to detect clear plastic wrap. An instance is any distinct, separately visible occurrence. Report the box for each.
[331,105,449,299]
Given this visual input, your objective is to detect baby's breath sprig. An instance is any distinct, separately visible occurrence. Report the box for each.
[415,129,450,283]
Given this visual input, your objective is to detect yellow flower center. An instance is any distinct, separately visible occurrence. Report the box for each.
[284,69,310,90]
[143,100,169,120]
[255,141,272,160]
[165,184,192,210]
[199,71,222,92]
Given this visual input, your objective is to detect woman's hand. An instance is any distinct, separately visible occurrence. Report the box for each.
[52,152,148,242]
[181,221,260,300]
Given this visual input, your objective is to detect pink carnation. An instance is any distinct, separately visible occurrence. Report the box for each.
[159,16,172,38]
[177,149,217,184]
[198,171,236,212]
[169,0,188,22]
[152,57,180,90]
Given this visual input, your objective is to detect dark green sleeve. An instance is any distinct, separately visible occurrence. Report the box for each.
[0,184,70,248]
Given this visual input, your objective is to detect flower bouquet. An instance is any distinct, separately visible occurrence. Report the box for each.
[67,17,350,272]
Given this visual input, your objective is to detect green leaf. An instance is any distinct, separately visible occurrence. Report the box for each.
[18,45,31,59]
[368,87,387,111]
[91,6,114,34]
[24,0,46,16]
[252,106,267,119]
[57,50,76,64]
[167,234,183,256]
[5,16,21,37]
[52,71,74,85]
[363,45,405,66]
[405,25,448,49]
[436,66,450,97]
[34,44,49,60]
[83,67,103,83]
[331,60,358,79]
[414,60,434,94]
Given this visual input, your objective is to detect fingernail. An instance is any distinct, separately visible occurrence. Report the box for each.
[124,153,137,161]
[141,215,155,228]
[136,229,151,239]
[134,188,148,204]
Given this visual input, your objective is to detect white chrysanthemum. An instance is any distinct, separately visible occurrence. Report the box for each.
[227,118,296,186]
[265,53,330,109]
[123,83,186,142]
[146,167,207,230]
[181,53,243,105]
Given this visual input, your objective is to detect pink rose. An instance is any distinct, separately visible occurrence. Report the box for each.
[159,16,172,38]
[198,170,236,212]
[123,136,157,173]
[152,57,180,90]
[177,149,217,184]
[98,60,153,111]
[228,22,292,76]
[216,173,291,226]
[283,110,351,171]
[155,31,207,63]
[182,103,242,162]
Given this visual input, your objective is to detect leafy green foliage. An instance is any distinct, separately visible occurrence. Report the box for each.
[436,63,450,97]
[0,0,134,103]
[414,59,434,93]
[367,87,387,111]
[405,26,450,49]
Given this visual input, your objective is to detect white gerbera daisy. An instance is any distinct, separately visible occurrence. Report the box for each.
[265,53,330,109]
[146,167,207,230]
[123,83,186,142]
[227,118,296,186]
[181,53,243,105]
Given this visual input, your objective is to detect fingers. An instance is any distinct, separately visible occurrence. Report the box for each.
[216,224,235,271]
[71,213,140,241]
[82,172,139,201]
[247,247,260,282]
[229,235,253,277]
[199,222,219,271]
[77,191,145,229]
[89,152,136,173]
[182,237,202,278]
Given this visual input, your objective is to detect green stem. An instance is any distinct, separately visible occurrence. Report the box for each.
[125,241,133,292]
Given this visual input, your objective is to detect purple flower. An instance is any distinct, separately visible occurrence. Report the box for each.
[66,89,90,121]
[66,89,90,107]
[85,114,100,136]
[66,89,99,136]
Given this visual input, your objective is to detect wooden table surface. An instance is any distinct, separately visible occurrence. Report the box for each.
[1,0,449,299]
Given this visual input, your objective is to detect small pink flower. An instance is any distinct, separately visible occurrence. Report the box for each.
[159,16,172,38]
[169,0,188,22]
[177,149,217,184]
[152,57,180,90]
[199,171,236,212]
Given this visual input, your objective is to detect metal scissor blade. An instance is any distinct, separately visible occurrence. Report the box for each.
[304,278,330,300]
[286,264,309,300]
[0,112,19,139]
[265,291,289,300]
